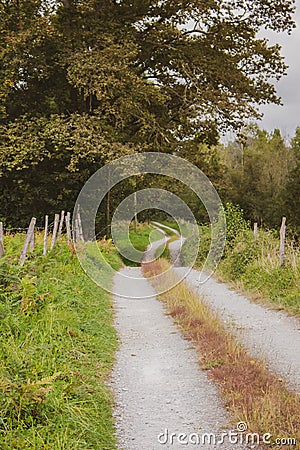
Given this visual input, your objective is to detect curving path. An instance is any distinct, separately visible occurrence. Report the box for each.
[151,222,300,393]
[110,223,300,449]
[111,268,247,449]
[150,222,185,266]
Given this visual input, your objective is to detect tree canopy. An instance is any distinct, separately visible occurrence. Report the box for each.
[0,0,296,226]
[1,1,295,125]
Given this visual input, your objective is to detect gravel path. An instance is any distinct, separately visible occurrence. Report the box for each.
[153,222,300,393]
[151,222,181,237]
[143,231,170,263]
[111,268,249,450]
[174,267,300,393]
[150,223,185,266]
[110,224,299,449]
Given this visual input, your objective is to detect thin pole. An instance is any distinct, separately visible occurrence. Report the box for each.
[51,214,60,250]
[77,206,84,242]
[280,217,286,267]
[43,215,49,256]
[57,210,65,241]
[254,222,258,241]
[134,191,138,231]
[20,217,36,266]
[65,212,72,243]
[0,222,4,257]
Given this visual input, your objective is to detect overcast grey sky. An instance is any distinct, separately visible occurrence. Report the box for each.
[258,4,300,140]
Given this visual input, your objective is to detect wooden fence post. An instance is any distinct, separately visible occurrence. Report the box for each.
[50,214,60,250]
[30,230,35,250]
[280,216,286,267]
[134,191,138,231]
[20,217,36,266]
[77,206,84,242]
[0,222,5,257]
[65,212,72,244]
[57,210,65,241]
[254,222,258,241]
[43,215,48,256]
[74,218,79,243]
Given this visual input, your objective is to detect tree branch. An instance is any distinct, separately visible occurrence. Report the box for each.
[182,29,208,37]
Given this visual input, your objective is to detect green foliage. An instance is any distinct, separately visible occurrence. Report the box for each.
[285,127,300,233]
[0,234,123,448]
[180,225,210,267]
[219,126,295,229]
[181,204,250,268]
[119,223,161,266]
[220,231,260,278]
[178,142,229,197]
[224,203,250,249]
[241,264,299,312]
[1,0,294,127]
[181,216,299,315]
[217,229,300,315]
[0,0,296,227]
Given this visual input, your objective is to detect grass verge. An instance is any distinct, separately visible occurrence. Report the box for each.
[217,229,300,316]
[154,242,170,260]
[0,233,123,449]
[143,259,300,447]
[119,223,163,266]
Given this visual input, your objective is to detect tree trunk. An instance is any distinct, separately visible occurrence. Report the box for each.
[62,0,72,8]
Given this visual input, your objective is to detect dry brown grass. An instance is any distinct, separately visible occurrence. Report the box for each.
[142,259,300,448]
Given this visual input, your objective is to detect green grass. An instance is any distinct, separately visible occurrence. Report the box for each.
[149,228,165,242]
[154,243,170,260]
[0,233,123,449]
[119,223,163,266]
[218,230,300,315]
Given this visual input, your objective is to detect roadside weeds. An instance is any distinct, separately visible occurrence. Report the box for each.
[0,234,122,449]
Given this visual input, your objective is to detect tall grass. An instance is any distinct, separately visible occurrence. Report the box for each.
[219,229,300,315]
[0,233,123,449]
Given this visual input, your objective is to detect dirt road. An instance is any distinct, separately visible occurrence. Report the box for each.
[111,268,247,449]
[174,267,300,394]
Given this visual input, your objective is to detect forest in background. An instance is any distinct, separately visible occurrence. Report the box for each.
[0,0,298,233]
[218,125,300,232]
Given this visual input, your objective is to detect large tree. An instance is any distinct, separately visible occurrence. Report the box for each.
[0,0,296,225]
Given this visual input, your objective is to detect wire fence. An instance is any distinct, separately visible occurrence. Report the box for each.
[0,215,290,268]
[0,209,80,266]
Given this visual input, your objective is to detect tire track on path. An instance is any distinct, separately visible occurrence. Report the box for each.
[111,268,248,449]
[174,267,300,394]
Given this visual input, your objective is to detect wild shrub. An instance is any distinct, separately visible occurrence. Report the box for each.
[224,202,250,249]
[220,232,260,279]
